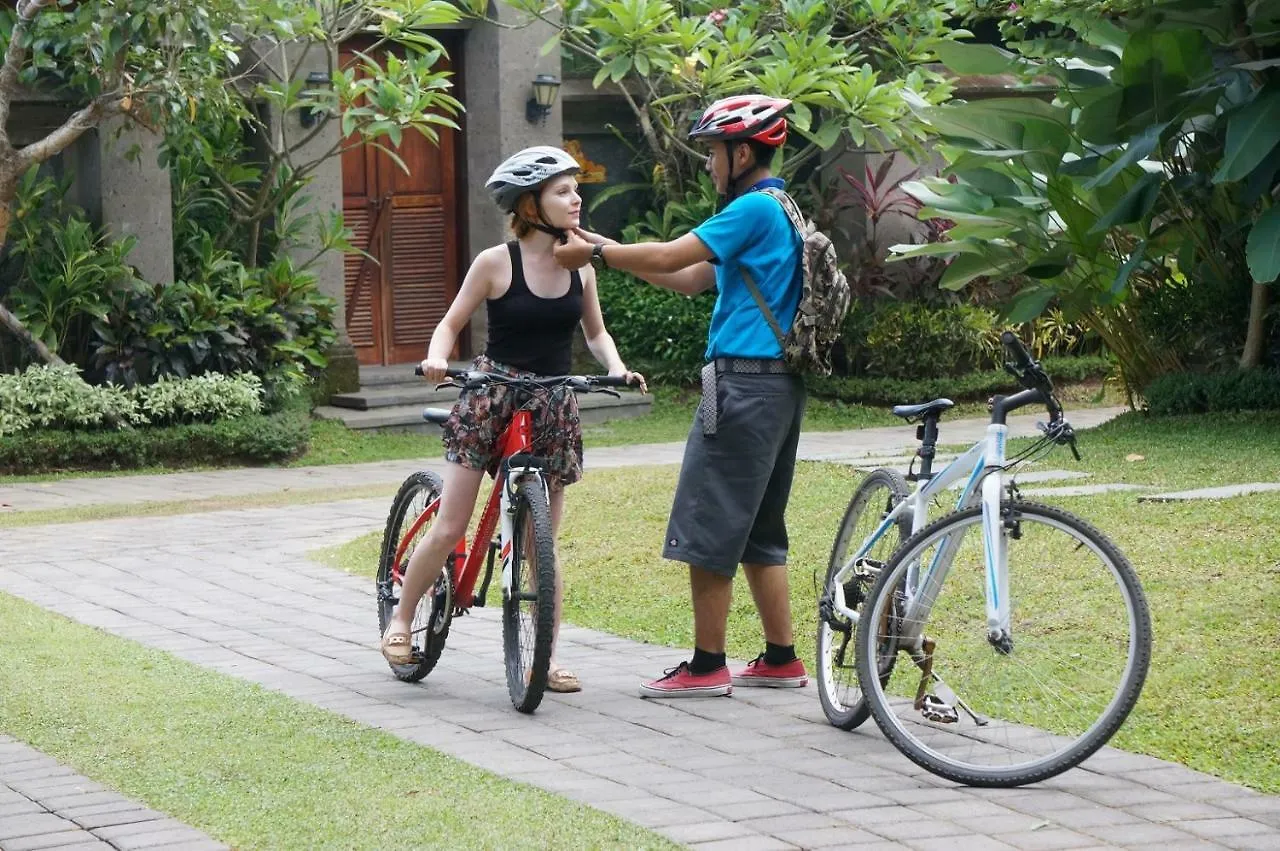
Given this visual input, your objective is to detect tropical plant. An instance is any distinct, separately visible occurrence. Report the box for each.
[835,152,953,301]
[2,0,465,364]
[2,168,139,363]
[889,0,1280,401]
[510,0,958,209]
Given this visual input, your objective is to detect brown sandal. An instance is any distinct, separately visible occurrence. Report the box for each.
[547,669,581,693]
[380,631,413,665]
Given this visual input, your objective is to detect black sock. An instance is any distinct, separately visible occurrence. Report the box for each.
[764,642,797,666]
[689,647,726,675]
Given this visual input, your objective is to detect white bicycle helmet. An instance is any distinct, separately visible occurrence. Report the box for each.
[485,146,581,213]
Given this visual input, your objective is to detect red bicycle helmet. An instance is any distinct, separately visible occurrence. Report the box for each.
[689,95,791,147]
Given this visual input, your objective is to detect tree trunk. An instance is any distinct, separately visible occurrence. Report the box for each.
[1240,279,1270,369]
[0,302,65,366]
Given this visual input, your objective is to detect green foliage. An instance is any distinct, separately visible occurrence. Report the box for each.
[807,355,1112,406]
[596,268,713,382]
[515,0,957,228]
[1,169,139,362]
[840,300,1002,378]
[892,0,1280,390]
[1144,369,1280,416]
[0,364,264,437]
[0,408,310,474]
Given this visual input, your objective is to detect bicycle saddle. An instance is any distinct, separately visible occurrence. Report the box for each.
[891,398,955,420]
[421,407,452,425]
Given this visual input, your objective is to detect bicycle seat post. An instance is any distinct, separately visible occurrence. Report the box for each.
[912,415,941,482]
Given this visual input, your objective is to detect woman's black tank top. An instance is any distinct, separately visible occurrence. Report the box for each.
[484,241,584,376]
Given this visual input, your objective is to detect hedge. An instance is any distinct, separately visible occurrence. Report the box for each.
[806,356,1113,407]
[0,408,311,474]
[1144,369,1280,416]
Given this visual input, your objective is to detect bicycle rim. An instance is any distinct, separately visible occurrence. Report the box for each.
[818,468,909,730]
[856,501,1151,787]
[502,476,557,714]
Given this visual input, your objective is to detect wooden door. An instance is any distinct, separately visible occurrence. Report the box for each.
[340,39,462,366]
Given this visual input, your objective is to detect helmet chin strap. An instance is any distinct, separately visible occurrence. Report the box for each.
[722,141,761,206]
[516,194,569,244]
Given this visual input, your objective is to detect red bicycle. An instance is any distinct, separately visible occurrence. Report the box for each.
[376,368,632,713]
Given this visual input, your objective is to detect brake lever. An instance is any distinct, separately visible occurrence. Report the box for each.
[597,388,621,399]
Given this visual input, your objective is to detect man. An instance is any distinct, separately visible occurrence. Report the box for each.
[554,94,808,697]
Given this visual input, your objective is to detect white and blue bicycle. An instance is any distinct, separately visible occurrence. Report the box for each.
[817,331,1151,787]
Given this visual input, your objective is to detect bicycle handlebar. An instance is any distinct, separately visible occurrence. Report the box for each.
[413,365,636,391]
[995,331,1078,458]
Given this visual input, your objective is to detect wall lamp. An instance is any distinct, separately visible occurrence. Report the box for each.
[525,74,561,124]
[299,71,332,129]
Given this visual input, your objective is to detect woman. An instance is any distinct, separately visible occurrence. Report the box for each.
[380,146,645,694]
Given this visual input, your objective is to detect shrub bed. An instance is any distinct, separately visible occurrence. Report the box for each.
[806,356,1112,406]
[0,408,311,474]
[1144,369,1280,416]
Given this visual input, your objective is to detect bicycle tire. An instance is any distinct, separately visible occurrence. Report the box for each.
[818,468,911,730]
[376,471,454,683]
[856,500,1151,787]
[503,474,557,714]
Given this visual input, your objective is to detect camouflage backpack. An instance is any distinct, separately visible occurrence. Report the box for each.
[739,188,851,376]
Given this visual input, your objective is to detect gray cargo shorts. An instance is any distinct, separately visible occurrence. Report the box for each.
[662,367,806,576]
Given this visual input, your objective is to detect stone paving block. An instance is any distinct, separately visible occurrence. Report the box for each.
[715,799,809,822]
[70,808,167,831]
[600,797,718,829]
[1044,804,1145,830]
[831,805,915,829]
[1174,817,1274,839]
[1225,833,1280,850]
[902,836,1019,851]
[0,813,78,841]
[770,826,886,848]
[108,826,222,850]
[866,818,969,842]
[659,820,758,844]
[0,799,46,818]
[1139,482,1280,502]
[1126,801,1239,823]
[982,827,1100,850]
[737,812,843,833]
[689,836,799,851]
[1,830,101,851]
[1077,821,1205,845]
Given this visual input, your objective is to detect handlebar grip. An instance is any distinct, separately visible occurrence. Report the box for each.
[414,365,469,379]
[592,375,634,388]
[1001,331,1036,370]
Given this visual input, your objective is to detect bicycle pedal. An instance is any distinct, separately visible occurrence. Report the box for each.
[920,694,959,724]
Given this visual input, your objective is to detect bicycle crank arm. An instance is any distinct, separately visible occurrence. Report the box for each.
[910,638,989,726]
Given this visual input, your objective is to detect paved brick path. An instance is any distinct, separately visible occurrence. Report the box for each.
[2,488,1278,850]
[0,407,1125,515]
[0,736,225,851]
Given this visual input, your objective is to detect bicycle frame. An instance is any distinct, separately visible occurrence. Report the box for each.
[390,408,548,613]
[831,422,1013,644]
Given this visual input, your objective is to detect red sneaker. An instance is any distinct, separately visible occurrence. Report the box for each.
[638,662,732,698]
[732,655,808,688]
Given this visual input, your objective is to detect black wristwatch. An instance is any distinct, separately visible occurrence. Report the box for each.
[590,243,608,269]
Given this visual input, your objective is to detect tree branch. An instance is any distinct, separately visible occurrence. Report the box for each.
[0,301,65,365]
[15,97,117,173]
[0,0,59,141]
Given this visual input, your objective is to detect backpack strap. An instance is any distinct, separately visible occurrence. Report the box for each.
[739,266,787,350]
[759,187,807,237]
[736,188,807,352]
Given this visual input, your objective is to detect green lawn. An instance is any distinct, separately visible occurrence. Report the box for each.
[315,411,1280,793]
[0,593,675,851]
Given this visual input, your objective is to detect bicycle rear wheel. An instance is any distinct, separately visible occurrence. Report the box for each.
[856,500,1151,787]
[377,471,454,683]
[503,474,557,714]
[818,468,910,730]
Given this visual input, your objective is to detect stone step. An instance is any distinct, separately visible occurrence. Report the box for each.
[316,390,653,433]
[330,384,464,410]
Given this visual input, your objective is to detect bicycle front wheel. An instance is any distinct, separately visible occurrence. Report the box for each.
[503,474,557,714]
[856,500,1151,787]
[377,471,454,683]
[818,468,910,730]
